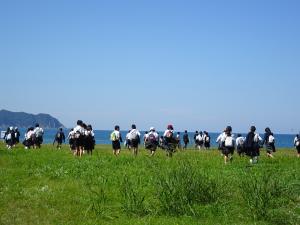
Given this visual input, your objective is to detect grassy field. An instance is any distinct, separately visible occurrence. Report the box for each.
[0,143,299,225]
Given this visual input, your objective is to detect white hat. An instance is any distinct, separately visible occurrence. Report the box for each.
[149,127,155,131]
[10,126,14,130]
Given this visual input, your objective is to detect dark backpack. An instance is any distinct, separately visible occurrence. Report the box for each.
[148,133,157,143]
[244,132,255,149]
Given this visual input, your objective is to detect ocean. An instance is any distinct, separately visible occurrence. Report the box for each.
[5,128,297,148]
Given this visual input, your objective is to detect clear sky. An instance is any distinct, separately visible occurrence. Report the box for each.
[0,0,299,133]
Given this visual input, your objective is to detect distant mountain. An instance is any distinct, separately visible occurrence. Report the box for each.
[0,110,64,129]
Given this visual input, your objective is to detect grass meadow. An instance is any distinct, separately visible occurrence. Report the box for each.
[0,143,299,225]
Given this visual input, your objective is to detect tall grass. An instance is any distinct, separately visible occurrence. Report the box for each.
[0,144,299,225]
[120,175,148,216]
[239,170,299,224]
[156,162,223,216]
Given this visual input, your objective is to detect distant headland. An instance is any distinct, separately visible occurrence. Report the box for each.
[0,109,64,129]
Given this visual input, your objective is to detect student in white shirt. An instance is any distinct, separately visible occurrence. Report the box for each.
[216,130,226,151]
[85,125,95,155]
[244,126,262,164]
[203,131,211,150]
[128,124,141,156]
[68,129,76,151]
[294,134,300,158]
[163,124,177,157]
[145,127,159,156]
[236,134,245,156]
[220,126,235,164]
[110,125,122,156]
[73,120,85,157]
[33,123,44,149]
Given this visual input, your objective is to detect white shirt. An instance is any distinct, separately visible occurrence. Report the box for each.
[254,133,262,143]
[73,125,85,135]
[236,137,245,146]
[196,134,203,141]
[294,137,299,145]
[34,127,44,137]
[68,130,75,139]
[126,132,131,140]
[112,130,121,140]
[129,129,141,140]
[26,130,34,140]
[163,129,173,137]
[221,134,236,147]
[85,130,95,137]
[216,132,226,143]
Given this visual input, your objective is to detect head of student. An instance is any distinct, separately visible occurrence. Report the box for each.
[237,134,242,138]
[225,126,232,134]
[132,124,136,129]
[265,127,271,133]
[77,120,83,126]
[150,127,155,132]
[250,126,256,132]
[115,125,120,131]
[177,132,180,135]
[59,128,63,132]
[35,123,39,128]
[185,130,188,133]
[167,124,173,130]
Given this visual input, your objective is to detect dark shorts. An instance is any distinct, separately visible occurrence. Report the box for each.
[237,145,244,154]
[222,147,234,156]
[75,137,84,148]
[204,142,210,148]
[145,141,158,151]
[131,139,139,148]
[296,146,300,154]
[35,136,43,145]
[112,141,121,150]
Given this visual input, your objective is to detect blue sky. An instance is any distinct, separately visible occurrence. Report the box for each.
[0,0,299,133]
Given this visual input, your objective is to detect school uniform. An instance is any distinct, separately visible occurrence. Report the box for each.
[34,127,44,146]
[73,125,85,147]
[129,129,141,148]
[236,137,245,155]
[145,131,159,150]
[263,132,275,154]
[111,130,122,150]
[204,135,211,148]
[84,130,95,151]
[294,137,300,153]
[244,132,262,157]
[221,134,235,156]
[216,132,226,150]
[68,131,76,150]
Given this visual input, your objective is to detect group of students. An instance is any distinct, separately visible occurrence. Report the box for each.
[66,120,95,157]
[3,122,300,161]
[3,127,20,149]
[215,126,277,164]
[111,124,180,157]
[22,124,45,149]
